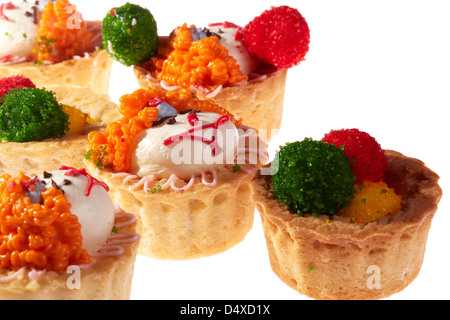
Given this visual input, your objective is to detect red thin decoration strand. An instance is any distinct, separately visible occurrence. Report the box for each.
[163,115,229,156]
[59,166,109,196]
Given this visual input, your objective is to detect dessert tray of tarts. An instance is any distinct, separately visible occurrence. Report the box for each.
[0,0,443,300]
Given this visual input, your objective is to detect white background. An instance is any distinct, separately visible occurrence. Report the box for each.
[75,0,450,300]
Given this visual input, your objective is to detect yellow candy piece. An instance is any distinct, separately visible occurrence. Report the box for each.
[339,181,402,223]
[62,105,89,135]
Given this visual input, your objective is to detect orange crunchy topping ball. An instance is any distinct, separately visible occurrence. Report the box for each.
[62,105,89,135]
[151,24,248,90]
[339,181,402,223]
[86,88,242,173]
[35,0,92,63]
[0,173,90,273]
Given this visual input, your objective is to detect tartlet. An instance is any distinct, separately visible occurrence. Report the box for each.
[0,0,113,94]
[250,140,442,299]
[84,87,268,260]
[0,76,119,177]
[0,167,139,300]
[102,4,310,140]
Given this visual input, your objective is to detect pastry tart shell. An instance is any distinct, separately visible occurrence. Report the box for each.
[249,150,442,300]
[0,49,113,95]
[86,161,256,260]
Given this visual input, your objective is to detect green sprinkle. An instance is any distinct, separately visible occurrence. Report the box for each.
[148,185,163,193]
[380,189,388,194]
[232,164,241,173]
[361,198,367,203]
[84,149,94,161]
[111,226,118,233]
[88,145,111,171]
[308,267,314,273]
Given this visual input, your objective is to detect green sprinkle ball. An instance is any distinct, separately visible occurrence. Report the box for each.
[0,87,69,142]
[271,138,355,217]
[102,3,159,66]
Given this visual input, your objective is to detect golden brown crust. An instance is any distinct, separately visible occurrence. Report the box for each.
[85,161,256,260]
[134,67,288,141]
[250,150,442,300]
[0,129,101,177]
[0,50,113,95]
[0,212,139,300]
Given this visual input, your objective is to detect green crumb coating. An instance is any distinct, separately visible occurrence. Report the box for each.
[271,138,355,217]
[0,87,69,142]
[102,2,158,66]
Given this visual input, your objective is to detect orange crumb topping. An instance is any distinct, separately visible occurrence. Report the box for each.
[35,0,92,63]
[149,24,247,90]
[86,87,242,173]
[0,173,90,274]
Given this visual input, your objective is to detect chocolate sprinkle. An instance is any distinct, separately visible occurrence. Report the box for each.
[43,171,52,179]
[62,179,72,186]
[32,6,38,24]
[179,109,202,115]
[203,27,222,39]
[51,179,65,194]
[152,116,177,127]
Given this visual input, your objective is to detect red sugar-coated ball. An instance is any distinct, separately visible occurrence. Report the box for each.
[241,6,310,69]
[322,129,388,184]
[0,75,36,100]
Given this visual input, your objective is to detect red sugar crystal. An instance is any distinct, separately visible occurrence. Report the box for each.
[0,75,36,100]
[322,129,388,184]
[241,6,310,69]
